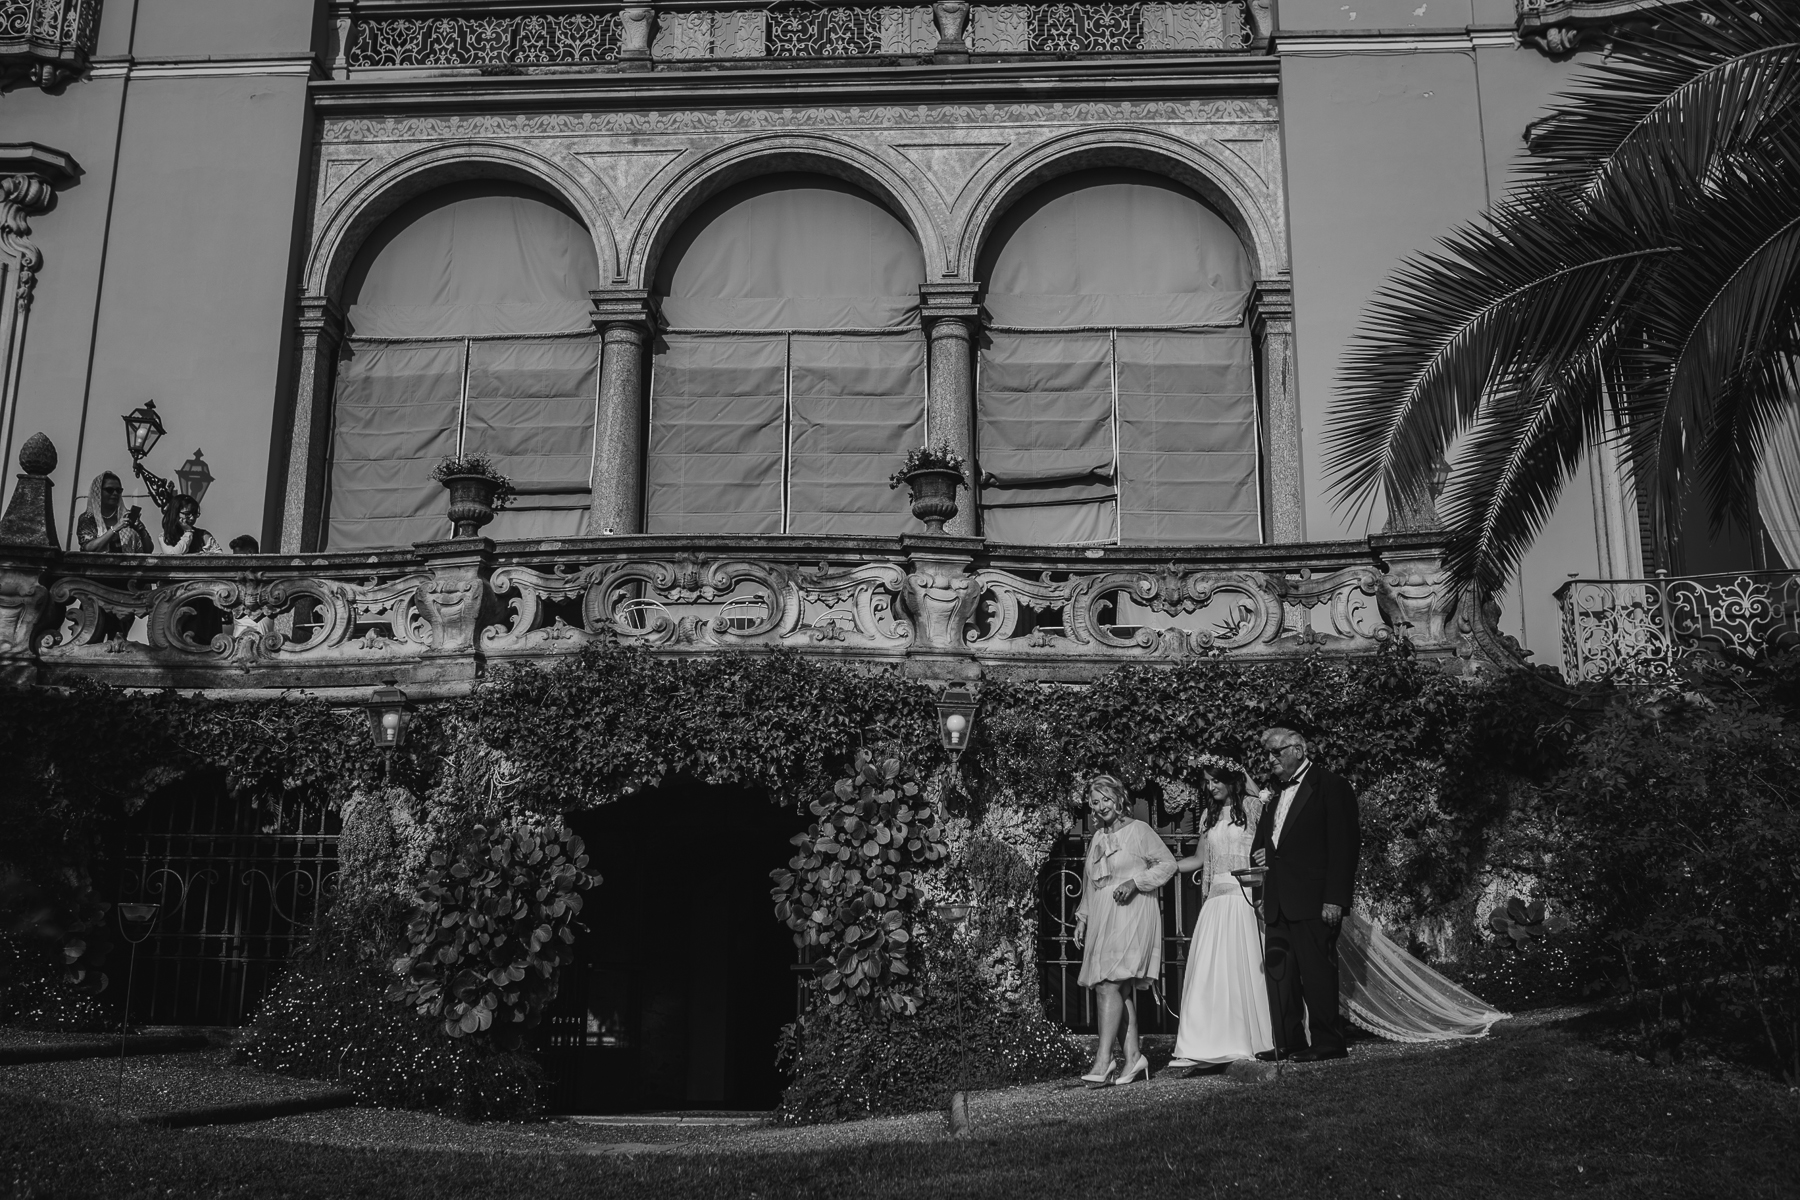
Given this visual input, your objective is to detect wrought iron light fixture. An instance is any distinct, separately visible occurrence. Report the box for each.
[366,679,411,750]
[175,448,214,505]
[935,684,979,757]
[121,401,165,463]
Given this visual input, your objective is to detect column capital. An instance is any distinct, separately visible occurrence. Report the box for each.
[1249,279,1292,331]
[919,282,983,327]
[590,289,659,331]
[296,294,345,339]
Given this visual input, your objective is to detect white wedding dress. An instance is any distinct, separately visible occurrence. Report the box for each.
[1171,797,1508,1059]
[1170,800,1275,1064]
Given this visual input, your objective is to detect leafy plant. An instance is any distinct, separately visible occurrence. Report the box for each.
[1488,896,1569,955]
[888,443,967,489]
[431,454,516,511]
[770,750,954,1015]
[388,821,595,1043]
[1330,0,1800,589]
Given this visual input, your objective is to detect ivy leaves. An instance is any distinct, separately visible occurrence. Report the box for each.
[387,821,596,1043]
[771,750,955,1016]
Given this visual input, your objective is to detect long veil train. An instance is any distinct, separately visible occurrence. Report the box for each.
[1337,911,1508,1042]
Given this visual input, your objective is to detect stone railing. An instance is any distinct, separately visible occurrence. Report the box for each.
[335,0,1256,74]
[0,0,100,92]
[1556,570,1800,683]
[0,434,1496,695]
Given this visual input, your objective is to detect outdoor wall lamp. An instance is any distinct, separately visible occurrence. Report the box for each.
[176,448,214,505]
[936,684,979,757]
[121,401,166,463]
[366,679,411,750]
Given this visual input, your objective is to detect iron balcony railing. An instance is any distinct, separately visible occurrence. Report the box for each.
[1556,569,1800,683]
[0,530,1468,695]
[338,0,1255,73]
[0,0,101,92]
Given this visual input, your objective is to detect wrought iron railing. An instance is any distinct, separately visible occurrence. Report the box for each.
[1556,570,1800,683]
[342,0,1252,71]
[0,532,1470,694]
[112,788,338,1026]
[0,0,101,92]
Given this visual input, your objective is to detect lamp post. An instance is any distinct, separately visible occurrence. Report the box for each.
[120,402,165,464]
[1231,864,1287,1067]
[114,901,161,1122]
[175,449,214,506]
[933,899,980,1139]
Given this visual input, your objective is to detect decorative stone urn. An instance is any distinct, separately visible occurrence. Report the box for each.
[904,468,963,535]
[441,474,502,539]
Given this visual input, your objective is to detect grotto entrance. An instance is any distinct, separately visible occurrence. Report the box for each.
[539,783,808,1113]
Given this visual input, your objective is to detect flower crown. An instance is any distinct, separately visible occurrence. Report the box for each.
[1193,751,1247,776]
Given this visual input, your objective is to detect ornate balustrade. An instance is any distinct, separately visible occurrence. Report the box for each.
[0,0,100,92]
[1556,570,1800,683]
[337,0,1254,73]
[0,527,1491,695]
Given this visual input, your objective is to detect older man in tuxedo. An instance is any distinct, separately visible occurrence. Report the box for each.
[1250,727,1361,1061]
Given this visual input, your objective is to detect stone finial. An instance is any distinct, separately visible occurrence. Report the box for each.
[0,431,59,548]
[17,431,55,476]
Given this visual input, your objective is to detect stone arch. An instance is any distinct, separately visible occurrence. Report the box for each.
[305,141,618,305]
[625,135,946,292]
[955,128,1283,284]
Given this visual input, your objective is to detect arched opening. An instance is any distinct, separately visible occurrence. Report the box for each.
[326,181,602,550]
[975,168,1259,546]
[646,173,928,535]
[541,785,806,1113]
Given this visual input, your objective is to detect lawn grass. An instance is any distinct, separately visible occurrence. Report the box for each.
[3,1021,1795,1199]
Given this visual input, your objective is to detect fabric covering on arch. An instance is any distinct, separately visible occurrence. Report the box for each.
[327,184,602,550]
[977,170,1260,545]
[647,175,927,536]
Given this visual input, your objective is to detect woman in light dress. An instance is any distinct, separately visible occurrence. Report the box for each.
[1168,757,1275,1067]
[1073,774,1175,1087]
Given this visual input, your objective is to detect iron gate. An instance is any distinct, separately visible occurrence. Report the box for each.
[113,788,338,1026]
[1038,827,1208,1034]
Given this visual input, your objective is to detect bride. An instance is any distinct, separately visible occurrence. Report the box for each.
[1167,754,1506,1068]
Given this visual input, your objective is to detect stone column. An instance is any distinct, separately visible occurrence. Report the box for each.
[0,144,78,488]
[920,283,982,538]
[278,296,345,553]
[1252,280,1303,545]
[588,290,656,536]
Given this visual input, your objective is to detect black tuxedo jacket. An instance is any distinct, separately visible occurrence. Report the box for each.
[1251,763,1361,923]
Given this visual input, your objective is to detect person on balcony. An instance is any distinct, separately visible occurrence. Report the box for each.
[154,494,224,556]
[75,472,152,554]
[1073,773,1175,1087]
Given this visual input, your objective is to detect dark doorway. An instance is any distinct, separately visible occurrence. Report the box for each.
[540,783,805,1113]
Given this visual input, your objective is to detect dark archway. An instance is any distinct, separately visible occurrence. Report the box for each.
[540,784,807,1113]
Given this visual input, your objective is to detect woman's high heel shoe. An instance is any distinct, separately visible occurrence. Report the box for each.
[1081,1060,1122,1088]
[1113,1055,1151,1086]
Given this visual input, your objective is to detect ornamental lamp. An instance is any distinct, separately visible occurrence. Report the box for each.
[935,684,979,757]
[366,679,411,750]
[117,902,160,929]
[176,448,214,505]
[121,401,166,463]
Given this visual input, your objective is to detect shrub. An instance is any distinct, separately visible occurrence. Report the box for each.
[775,937,1083,1123]
[242,961,540,1120]
[388,820,594,1044]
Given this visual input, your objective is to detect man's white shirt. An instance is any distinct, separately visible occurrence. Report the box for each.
[1271,760,1311,848]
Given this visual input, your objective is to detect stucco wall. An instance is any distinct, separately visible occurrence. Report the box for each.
[5,0,318,551]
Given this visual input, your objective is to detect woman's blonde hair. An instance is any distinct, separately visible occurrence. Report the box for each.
[1082,774,1129,811]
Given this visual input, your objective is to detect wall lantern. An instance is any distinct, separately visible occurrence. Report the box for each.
[121,401,166,463]
[366,679,411,750]
[936,684,979,757]
[176,448,214,505]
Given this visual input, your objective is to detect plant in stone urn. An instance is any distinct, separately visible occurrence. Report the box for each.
[432,454,515,539]
[889,443,967,535]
